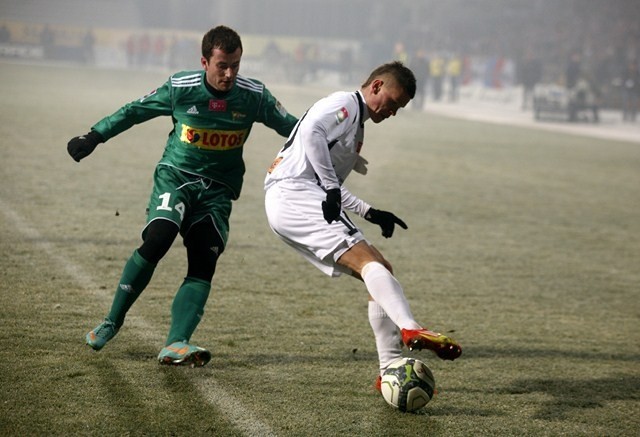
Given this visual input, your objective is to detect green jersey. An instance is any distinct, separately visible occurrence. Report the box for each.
[92,70,297,199]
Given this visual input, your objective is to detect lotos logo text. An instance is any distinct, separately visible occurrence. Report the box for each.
[180,125,248,150]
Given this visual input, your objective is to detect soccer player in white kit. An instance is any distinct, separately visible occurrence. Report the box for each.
[264,62,462,390]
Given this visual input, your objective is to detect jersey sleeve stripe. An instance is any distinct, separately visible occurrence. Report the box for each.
[236,75,264,93]
[171,73,202,88]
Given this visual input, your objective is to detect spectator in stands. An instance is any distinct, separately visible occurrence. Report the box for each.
[569,73,601,123]
[393,42,408,64]
[566,52,582,89]
[446,54,462,102]
[520,49,542,111]
[430,53,445,101]
[410,48,429,110]
[0,24,11,43]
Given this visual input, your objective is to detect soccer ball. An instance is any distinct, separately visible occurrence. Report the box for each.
[380,358,435,412]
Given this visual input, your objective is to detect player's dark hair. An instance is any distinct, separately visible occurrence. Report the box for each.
[362,61,416,99]
[202,25,243,59]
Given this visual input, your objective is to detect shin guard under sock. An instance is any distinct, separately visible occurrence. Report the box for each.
[166,277,211,345]
[361,261,421,331]
[107,250,156,328]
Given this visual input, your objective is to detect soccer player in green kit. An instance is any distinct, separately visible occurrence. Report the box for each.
[67,26,298,366]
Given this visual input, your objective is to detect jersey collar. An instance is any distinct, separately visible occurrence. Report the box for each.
[355,90,368,127]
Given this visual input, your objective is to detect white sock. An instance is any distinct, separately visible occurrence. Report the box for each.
[361,261,421,331]
[368,301,403,374]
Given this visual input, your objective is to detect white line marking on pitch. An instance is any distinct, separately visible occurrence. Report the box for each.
[0,199,277,437]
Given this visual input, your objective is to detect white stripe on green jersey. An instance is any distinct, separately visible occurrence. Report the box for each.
[171,73,202,87]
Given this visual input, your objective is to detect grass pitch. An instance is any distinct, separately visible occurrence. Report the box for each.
[1,62,639,436]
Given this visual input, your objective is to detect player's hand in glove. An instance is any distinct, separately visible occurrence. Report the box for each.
[67,130,104,162]
[321,188,341,223]
[365,208,408,238]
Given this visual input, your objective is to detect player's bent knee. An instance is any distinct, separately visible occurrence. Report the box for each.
[338,241,383,275]
[138,219,179,264]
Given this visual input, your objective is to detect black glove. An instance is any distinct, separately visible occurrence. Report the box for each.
[365,208,408,238]
[67,130,104,162]
[321,188,341,223]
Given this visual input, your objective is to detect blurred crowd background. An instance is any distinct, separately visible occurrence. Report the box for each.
[1,0,638,116]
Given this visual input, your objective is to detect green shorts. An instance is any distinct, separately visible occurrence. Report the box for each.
[144,164,233,247]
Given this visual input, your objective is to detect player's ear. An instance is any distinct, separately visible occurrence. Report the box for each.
[372,79,383,94]
[201,56,208,69]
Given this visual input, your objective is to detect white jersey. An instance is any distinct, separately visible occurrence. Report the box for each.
[264,90,372,276]
[265,90,366,192]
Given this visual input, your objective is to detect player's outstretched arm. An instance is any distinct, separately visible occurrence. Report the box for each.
[365,208,408,238]
[67,130,104,162]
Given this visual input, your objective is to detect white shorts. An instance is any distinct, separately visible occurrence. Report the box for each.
[265,180,367,277]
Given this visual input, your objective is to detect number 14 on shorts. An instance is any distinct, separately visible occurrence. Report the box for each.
[156,192,185,220]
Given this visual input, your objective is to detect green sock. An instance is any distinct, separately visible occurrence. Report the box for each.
[107,250,156,328]
[166,277,211,345]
